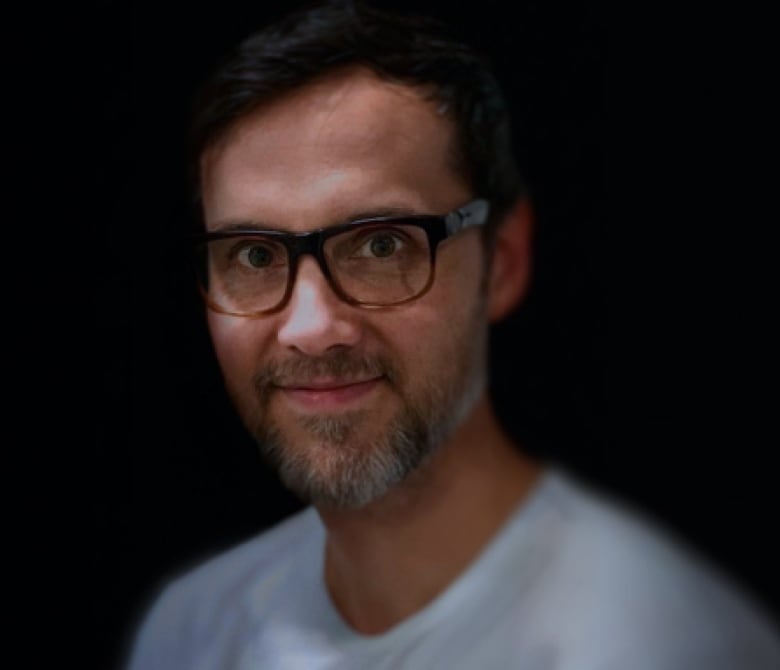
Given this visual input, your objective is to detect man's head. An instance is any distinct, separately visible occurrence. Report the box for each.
[191,0,532,509]
[190,0,525,238]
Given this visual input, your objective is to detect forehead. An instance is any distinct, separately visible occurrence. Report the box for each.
[200,67,470,232]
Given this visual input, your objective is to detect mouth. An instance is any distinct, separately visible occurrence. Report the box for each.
[275,376,385,411]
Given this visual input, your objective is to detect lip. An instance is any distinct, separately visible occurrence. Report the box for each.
[276,377,384,411]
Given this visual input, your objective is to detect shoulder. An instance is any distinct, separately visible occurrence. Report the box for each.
[123,506,322,670]
[526,468,780,669]
[156,505,320,607]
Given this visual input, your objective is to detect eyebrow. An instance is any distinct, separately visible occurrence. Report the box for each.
[207,205,438,233]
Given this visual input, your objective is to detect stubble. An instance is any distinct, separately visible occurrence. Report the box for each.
[241,303,487,509]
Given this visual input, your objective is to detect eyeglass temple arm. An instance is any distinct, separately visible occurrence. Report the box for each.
[444,199,490,237]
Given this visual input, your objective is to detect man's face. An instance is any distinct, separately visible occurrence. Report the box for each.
[200,68,491,509]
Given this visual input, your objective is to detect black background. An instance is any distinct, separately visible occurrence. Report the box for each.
[95,2,778,669]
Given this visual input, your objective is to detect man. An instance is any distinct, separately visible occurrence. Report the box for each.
[124,1,780,668]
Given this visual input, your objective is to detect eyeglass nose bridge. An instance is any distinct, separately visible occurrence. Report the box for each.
[280,228,357,309]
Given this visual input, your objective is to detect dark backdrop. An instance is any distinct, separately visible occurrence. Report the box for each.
[95,2,778,669]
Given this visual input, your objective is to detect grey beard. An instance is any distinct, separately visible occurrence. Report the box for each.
[258,404,435,509]
[250,357,485,509]
[243,306,487,509]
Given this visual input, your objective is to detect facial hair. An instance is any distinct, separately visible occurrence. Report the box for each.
[243,306,488,510]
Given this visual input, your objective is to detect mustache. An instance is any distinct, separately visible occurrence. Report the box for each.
[253,349,399,397]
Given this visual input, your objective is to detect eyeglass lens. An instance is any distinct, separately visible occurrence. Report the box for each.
[198,222,433,314]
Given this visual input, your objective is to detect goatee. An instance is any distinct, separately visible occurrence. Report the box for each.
[245,346,481,509]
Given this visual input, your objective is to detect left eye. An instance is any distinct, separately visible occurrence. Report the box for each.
[356,231,404,258]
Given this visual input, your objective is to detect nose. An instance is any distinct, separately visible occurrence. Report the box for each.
[276,256,362,356]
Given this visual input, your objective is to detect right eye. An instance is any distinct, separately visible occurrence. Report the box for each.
[229,240,284,270]
[240,243,274,268]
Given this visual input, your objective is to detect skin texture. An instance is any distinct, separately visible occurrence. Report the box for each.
[200,66,541,633]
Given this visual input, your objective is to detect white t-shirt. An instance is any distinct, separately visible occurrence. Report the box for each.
[124,468,780,669]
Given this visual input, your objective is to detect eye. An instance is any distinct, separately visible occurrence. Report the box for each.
[233,241,283,269]
[356,230,405,258]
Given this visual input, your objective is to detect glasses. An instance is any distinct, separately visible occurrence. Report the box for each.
[192,198,490,317]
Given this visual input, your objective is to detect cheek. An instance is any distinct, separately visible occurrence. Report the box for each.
[207,313,269,388]
[429,238,488,320]
[431,244,490,358]
[382,251,487,380]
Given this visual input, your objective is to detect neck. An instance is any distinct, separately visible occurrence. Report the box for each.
[316,395,543,635]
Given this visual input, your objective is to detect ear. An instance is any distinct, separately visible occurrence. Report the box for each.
[487,197,534,323]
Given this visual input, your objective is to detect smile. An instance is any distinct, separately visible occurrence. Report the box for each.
[276,377,385,411]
